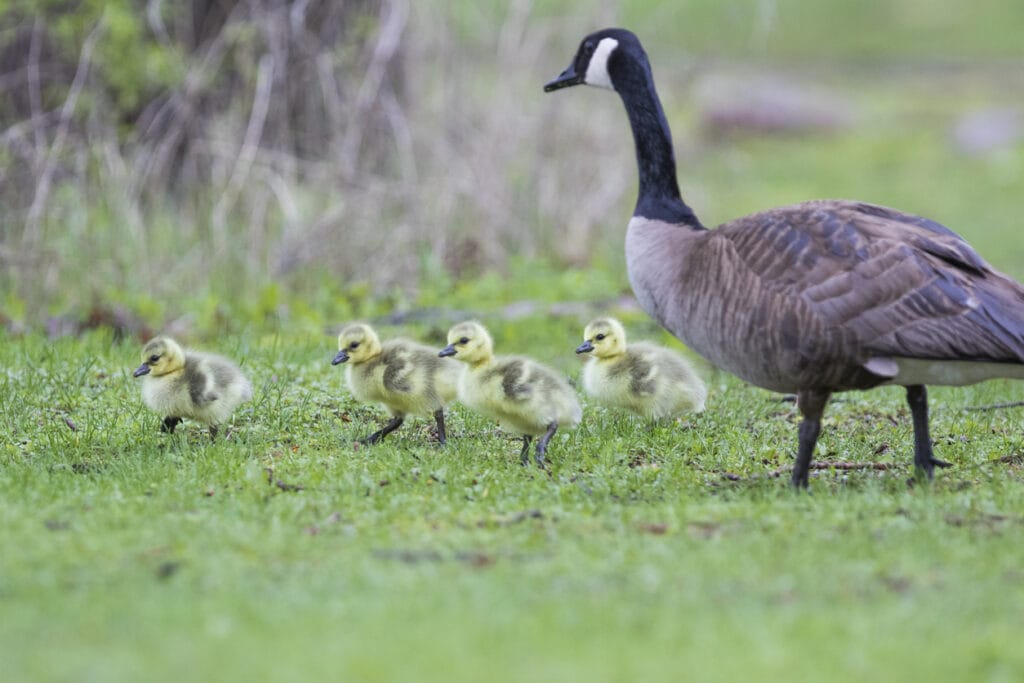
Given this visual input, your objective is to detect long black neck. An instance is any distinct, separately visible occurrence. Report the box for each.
[616,61,704,229]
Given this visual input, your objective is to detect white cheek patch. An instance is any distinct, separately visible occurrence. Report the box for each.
[584,37,619,90]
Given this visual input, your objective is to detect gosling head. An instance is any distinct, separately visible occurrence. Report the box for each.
[133,336,186,378]
[333,323,383,365]
[543,28,644,94]
[576,317,628,359]
[439,321,493,365]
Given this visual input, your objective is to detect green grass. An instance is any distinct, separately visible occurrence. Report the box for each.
[4,3,1024,679]
[2,325,1023,682]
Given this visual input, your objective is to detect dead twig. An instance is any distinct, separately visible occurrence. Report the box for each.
[264,466,304,492]
[28,17,45,157]
[23,17,104,248]
[211,53,276,245]
[965,401,1024,412]
[339,0,408,180]
[724,461,896,481]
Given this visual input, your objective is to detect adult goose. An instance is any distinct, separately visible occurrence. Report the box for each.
[545,28,1024,487]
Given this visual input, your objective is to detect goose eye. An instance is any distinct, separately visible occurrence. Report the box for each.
[349,341,360,349]
[459,337,470,345]
[583,40,595,56]
[595,334,606,341]
[149,354,160,363]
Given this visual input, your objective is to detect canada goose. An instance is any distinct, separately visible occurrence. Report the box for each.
[132,336,252,438]
[576,317,707,419]
[546,28,1024,487]
[439,321,582,467]
[332,323,460,445]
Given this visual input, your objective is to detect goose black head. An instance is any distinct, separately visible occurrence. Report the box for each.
[544,28,644,93]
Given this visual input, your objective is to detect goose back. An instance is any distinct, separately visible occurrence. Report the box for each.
[628,200,1024,393]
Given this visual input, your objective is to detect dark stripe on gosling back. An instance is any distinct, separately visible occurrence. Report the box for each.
[628,356,656,396]
[381,350,413,393]
[187,361,209,405]
[500,364,529,400]
[212,362,235,388]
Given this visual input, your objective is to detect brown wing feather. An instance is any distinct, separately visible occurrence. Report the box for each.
[717,200,1024,364]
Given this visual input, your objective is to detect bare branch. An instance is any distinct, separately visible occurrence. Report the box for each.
[339,0,408,179]
[965,401,1024,412]
[130,1,247,196]
[146,0,171,46]
[23,18,104,249]
[212,52,276,242]
[28,17,45,157]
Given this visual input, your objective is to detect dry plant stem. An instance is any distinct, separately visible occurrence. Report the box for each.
[339,0,408,180]
[28,17,45,155]
[965,400,1024,411]
[23,18,104,249]
[131,0,244,195]
[212,53,275,249]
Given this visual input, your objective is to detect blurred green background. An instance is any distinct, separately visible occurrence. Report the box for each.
[1,0,1022,337]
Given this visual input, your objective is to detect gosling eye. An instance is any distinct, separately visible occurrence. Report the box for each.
[458,337,470,345]
[349,341,360,350]
[595,334,606,341]
[148,354,160,363]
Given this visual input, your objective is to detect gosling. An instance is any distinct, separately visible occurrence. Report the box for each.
[439,321,581,467]
[331,322,460,445]
[132,336,253,438]
[577,317,707,420]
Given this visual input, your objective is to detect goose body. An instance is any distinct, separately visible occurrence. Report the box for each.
[546,28,1024,486]
[439,321,582,466]
[133,336,252,437]
[577,317,706,419]
[332,323,460,444]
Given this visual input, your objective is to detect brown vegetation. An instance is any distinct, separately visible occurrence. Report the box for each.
[0,1,632,321]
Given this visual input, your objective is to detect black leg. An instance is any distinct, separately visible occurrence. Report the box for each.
[906,385,952,480]
[433,409,447,446]
[161,416,182,433]
[534,422,558,468]
[362,415,404,445]
[519,436,533,466]
[208,425,219,441]
[792,390,831,489]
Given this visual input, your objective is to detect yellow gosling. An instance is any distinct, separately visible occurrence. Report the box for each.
[133,336,252,438]
[576,317,706,420]
[332,322,460,445]
[439,321,581,467]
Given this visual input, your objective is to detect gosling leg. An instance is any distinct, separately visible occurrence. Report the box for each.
[792,390,831,489]
[362,415,404,445]
[208,425,219,441]
[433,409,447,446]
[534,422,558,468]
[906,385,952,480]
[519,436,533,466]
[161,416,182,434]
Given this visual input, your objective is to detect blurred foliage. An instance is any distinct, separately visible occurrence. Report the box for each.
[617,0,1024,61]
[0,0,1022,339]
[0,0,184,119]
